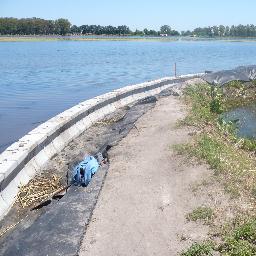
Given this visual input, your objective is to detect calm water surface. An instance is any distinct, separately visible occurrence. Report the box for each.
[1,40,256,152]
[223,105,256,139]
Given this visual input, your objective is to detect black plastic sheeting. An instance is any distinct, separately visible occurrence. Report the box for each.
[203,65,256,86]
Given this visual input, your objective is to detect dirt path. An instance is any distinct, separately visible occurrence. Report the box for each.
[79,95,215,255]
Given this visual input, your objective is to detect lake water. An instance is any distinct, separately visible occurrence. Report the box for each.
[223,104,256,139]
[1,40,256,152]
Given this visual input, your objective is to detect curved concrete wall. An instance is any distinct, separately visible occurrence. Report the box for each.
[0,74,202,219]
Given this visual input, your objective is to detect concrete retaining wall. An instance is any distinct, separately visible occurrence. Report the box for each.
[0,74,202,220]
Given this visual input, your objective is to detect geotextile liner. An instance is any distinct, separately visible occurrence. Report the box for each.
[203,65,256,86]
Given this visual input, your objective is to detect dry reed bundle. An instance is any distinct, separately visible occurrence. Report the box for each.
[17,174,64,208]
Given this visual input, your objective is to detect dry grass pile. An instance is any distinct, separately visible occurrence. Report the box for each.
[17,174,63,208]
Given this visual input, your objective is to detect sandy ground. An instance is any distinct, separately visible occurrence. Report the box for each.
[79,95,216,255]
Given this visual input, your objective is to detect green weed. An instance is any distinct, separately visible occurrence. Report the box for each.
[186,206,214,223]
[181,241,215,256]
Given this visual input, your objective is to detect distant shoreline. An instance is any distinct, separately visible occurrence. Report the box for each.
[1,35,256,42]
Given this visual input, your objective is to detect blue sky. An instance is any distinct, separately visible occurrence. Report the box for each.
[1,0,256,31]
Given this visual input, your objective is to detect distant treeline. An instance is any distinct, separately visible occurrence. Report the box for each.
[1,17,256,37]
[0,18,71,35]
[182,25,256,37]
[0,17,178,36]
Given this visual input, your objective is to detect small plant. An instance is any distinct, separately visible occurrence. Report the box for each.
[217,118,237,137]
[232,219,256,243]
[220,238,256,255]
[251,187,256,199]
[210,86,223,114]
[172,143,192,155]
[242,138,256,152]
[186,206,214,223]
[219,219,256,255]
[182,84,216,127]
[224,183,240,199]
[181,241,215,256]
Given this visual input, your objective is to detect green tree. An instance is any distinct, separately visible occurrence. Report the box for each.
[55,19,71,35]
[160,25,172,35]
[219,25,225,37]
[181,30,192,36]
[70,25,81,34]
[225,26,230,37]
[143,28,149,35]
[133,29,144,36]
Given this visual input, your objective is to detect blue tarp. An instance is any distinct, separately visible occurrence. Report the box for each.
[73,156,99,186]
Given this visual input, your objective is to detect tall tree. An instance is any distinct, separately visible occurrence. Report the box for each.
[160,25,172,35]
[54,19,71,35]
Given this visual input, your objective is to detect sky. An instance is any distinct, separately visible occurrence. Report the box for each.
[1,0,256,31]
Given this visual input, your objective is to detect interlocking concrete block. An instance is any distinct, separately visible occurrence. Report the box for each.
[95,107,111,121]
[0,172,5,191]
[97,104,110,117]
[88,111,100,124]
[113,96,122,109]
[1,180,19,208]
[80,115,93,129]
[22,158,39,178]
[13,168,31,188]
[67,124,83,142]
[47,115,70,130]
[0,158,19,185]
[0,194,9,219]
[28,120,61,139]
[51,129,72,153]
[41,142,58,160]
[104,103,116,116]
[72,119,87,134]
[60,105,83,120]
[33,149,49,168]
[1,142,29,166]
[79,98,98,109]
[18,133,45,151]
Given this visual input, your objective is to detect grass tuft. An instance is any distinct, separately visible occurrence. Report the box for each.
[219,219,256,255]
[181,241,215,256]
[186,206,214,223]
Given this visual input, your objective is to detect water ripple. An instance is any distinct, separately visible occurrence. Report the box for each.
[1,40,256,152]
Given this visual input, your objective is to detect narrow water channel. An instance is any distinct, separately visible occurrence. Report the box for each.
[223,104,256,139]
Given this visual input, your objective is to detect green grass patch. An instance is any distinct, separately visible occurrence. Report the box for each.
[177,82,256,256]
[219,219,256,255]
[174,133,256,197]
[194,134,254,174]
[186,206,214,223]
[181,84,217,127]
[181,219,256,255]
[175,83,256,197]
[241,138,256,152]
[181,241,215,256]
